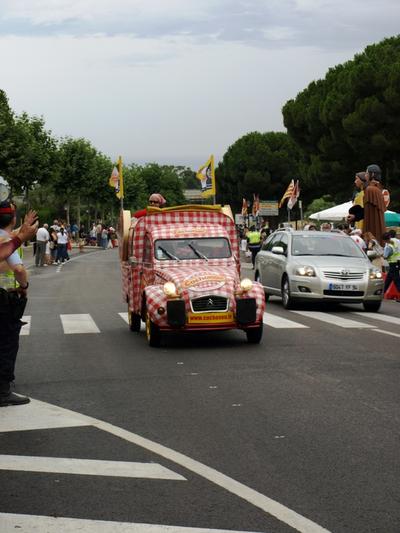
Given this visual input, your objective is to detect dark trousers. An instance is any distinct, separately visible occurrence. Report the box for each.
[0,316,23,386]
[384,262,400,293]
[248,244,261,267]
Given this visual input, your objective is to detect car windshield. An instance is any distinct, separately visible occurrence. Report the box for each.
[291,234,365,258]
[155,237,231,261]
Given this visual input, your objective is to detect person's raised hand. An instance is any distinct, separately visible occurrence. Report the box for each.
[17,210,38,242]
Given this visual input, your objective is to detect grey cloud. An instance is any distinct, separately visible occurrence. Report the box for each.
[0,0,399,52]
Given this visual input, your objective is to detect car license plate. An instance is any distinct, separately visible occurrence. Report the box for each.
[328,283,359,291]
[187,312,234,325]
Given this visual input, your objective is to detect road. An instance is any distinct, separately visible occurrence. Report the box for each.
[0,248,399,533]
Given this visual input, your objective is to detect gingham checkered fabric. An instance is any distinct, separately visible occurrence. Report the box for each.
[121,209,264,327]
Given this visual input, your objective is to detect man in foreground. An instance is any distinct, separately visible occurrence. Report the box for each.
[0,202,37,406]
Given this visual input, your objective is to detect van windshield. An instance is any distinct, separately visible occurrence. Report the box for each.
[155,237,231,261]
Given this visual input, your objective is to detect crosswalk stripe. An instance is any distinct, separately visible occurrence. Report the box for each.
[290,311,376,329]
[0,455,185,480]
[60,314,100,334]
[0,513,255,533]
[263,311,309,329]
[20,316,31,335]
[353,312,400,326]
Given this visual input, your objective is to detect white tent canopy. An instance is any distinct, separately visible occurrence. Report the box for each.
[309,201,397,222]
[309,201,353,221]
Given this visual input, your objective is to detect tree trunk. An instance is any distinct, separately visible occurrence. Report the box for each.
[76,194,81,227]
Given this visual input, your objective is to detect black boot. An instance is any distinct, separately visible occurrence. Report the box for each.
[0,383,30,407]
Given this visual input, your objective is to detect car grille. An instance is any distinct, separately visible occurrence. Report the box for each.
[323,290,364,296]
[323,270,364,280]
[191,295,228,313]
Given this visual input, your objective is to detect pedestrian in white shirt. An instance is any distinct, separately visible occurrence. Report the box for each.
[35,223,50,267]
[350,229,367,251]
[56,227,68,263]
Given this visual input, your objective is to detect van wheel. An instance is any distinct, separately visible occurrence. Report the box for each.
[146,309,161,347]
[246,322,263,344]
[363,301,381,312]
[282,276,295,310]
[128,310,141,332]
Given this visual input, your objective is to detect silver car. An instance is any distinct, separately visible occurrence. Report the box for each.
[255,229,384,311]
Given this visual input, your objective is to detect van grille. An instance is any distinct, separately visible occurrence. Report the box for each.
[191,296,228,313]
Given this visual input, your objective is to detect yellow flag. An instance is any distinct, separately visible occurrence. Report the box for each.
[109,156,124,200]
[196,155,216,198]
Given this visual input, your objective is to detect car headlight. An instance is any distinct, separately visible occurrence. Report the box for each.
[163,282,178,297]
[294,266,316,277]
[240,278,253,292]
[369,268,383,280]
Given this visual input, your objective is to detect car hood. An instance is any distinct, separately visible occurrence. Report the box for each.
[154,263,239,295]
[291,255,370,270]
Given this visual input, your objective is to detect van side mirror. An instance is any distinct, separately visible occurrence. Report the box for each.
[272,246,285,255]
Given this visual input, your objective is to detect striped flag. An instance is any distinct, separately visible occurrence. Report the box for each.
[252,193,260,216]
[241,198,248,216]
[279,179,295,208]
[287,180,300,210]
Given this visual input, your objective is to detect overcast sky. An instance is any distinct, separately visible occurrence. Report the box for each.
[0,0,399,169]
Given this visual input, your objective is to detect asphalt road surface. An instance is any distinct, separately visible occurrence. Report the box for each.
[0,248,399,533]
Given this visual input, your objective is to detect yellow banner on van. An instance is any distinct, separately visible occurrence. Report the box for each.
[187,312,234,325]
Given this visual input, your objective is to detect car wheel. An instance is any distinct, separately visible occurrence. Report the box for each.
[255,271,269,301]
[128,310,141,332]
[145,307,161,347]
[281,276,295,310]
[363,301,382,312]
[246,322,263,344]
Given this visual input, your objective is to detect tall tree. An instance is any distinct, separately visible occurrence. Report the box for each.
[283,35,400,209]
[216,131,300,212]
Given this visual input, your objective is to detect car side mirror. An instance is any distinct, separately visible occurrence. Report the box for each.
[129,255,138,267]
[272,246,285,255]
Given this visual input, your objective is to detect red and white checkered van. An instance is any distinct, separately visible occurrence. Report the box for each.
[119,205,265,346]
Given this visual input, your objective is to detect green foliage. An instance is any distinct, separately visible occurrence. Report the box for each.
[216,131,300,212]
[283,35,400,209]
[304,195,335,218]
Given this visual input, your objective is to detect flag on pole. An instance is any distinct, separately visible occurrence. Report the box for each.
[279,179,295,208]
[287,180,300,210]
[196,155,216,198]
[252,193,260,216]
[109,156,124,200]
[241,198,248,216]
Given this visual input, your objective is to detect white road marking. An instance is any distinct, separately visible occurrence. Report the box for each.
[0,513,257,533]
[3,398,329,533]
[291,311,376,329]
[373,329,400,339]
[353,312,400,326]
[263,311,309,329]
[20,316,31,335]
[0,399,91,433]
[60,314,100,334]
[0,455,185,480]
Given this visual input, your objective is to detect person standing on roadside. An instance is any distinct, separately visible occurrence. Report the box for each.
[382,231,400,301]
[0,201,36,406]
[56,227,68,263]
[35,223,49,267]
[246,226,262,269]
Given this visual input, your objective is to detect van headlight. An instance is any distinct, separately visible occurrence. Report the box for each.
[294,266,316,277]
[163,282,178,297]
[369,268,383,280]
[240,278,253,292]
